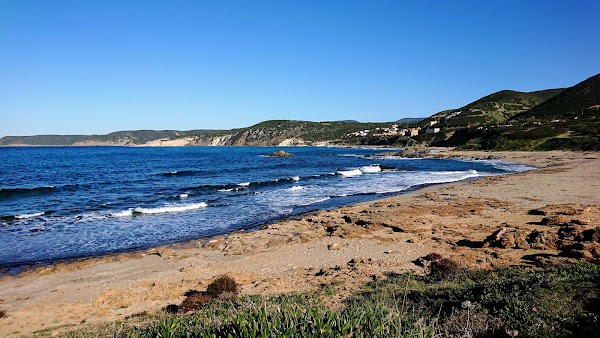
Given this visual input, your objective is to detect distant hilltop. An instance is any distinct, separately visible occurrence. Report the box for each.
[1,73,598,150]
[0,120,427,147]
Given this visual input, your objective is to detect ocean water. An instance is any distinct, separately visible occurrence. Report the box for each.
[0,146,533,268]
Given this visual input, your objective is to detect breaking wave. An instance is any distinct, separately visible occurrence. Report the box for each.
[111,202,208,217]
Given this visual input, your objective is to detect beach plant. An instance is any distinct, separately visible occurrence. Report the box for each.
[180,294,213,313]
[155,318,180,338]
[63,262,599,338]
[205,275,240,299]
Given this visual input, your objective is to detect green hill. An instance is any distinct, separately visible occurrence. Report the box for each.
[510,73,600,121]
[424,88,564,127]
[432,73,600,151]
[0,120,405,146]
[0,130,213,146]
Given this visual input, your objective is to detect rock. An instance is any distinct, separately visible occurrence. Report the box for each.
[203,238,226,250]
[536,204,587,216]
[574,226,600,242]
[526,230,557,250]
[559,242,600,259]
[557,224,583,240]
[355,219,371,227]
[541,215,570,226]
[328,243,342,250]
[315,269,326,276]
[264,150,294,157]
[528,208,547,216]
[571,218,591,226]
[483,227,529,249]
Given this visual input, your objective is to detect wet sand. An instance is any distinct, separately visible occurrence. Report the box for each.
[0,150,598,337]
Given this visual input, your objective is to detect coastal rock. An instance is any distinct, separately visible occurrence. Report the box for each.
[541,215,570,226]
[203,238,226,251]
[532,204,590,217]
[482,227,528,249]
[557,224,585,240]
[559,242,600,259]
[264,150,294,158]
[328,243,341,250]
[526,230,557,250]
[571,218,591,226]
[574,226,600,242]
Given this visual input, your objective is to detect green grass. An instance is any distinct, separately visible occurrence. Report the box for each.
[60,262,600,338]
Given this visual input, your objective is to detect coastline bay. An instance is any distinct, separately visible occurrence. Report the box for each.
[0,146,529,268]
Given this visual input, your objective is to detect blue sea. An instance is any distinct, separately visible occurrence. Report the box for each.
[0,146,533,268]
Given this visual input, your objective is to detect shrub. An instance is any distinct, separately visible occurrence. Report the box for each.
[180,294,213,313]
[205,275,240,299]
[0,309,6,318]
[429,256,468,279]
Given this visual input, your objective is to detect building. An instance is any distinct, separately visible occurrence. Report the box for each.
[426,127,441,134]
[404,128,420,137]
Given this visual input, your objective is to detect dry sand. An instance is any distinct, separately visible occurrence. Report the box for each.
[0,150,598,337]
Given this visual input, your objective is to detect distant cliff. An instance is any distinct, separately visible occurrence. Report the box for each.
[0,121,397,147]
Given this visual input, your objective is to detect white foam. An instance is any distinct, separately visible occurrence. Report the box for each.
[337,169,363,177]
[238,182,251,187]
[486,160,536,172]
[291,176,300,181]
[15,212,44,219]
[218,188,237,192]
[288,186,305,192]
[111,209,134,217]
[178,193,189,198]
[111,202,208,217]
[300,197,331,206]
[360,165,382,173]
[134,202,208,215]
[75,213,106,223]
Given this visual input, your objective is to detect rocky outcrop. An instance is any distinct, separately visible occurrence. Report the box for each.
[185,128,309,146]
[482,227,529,249]
[264,150,294,157]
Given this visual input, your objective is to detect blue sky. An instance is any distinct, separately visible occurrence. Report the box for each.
[0,1,598,136]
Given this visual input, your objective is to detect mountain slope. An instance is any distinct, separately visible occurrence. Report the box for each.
[0,130,214,146]
[189,120,398,146]
[433,73,600,151]
[510,73,600,120]
[0,121,402,146]
[424,88,564,127]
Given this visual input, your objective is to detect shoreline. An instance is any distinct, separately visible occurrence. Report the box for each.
[0,151,526,275]
[0,150,598,337]
[0,175,485,276]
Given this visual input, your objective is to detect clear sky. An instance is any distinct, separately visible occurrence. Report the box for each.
[0,0,598,137]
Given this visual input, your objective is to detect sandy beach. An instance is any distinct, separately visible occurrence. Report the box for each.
[0,150,598,337]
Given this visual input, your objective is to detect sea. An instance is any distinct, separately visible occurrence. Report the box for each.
[0,146,533,269]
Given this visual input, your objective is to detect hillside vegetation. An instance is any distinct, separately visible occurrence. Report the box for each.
[0,130,216,146]
[429,73,600,151]
[1,74,597,150]
[0,121,404,147]
[423,88,564,127]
